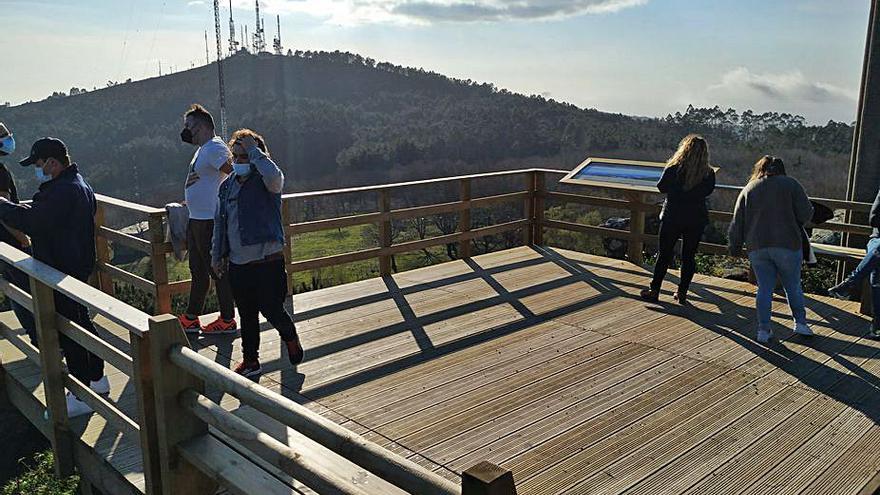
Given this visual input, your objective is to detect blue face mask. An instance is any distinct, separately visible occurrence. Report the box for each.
[0,135,14,156]
[233,162,252,176]
[35,166,52,183]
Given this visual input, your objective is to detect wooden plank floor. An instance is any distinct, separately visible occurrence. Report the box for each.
[3,245,880,494]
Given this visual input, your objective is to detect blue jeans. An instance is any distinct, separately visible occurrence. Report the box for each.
[842,237,880,286]
[748,247,807,332]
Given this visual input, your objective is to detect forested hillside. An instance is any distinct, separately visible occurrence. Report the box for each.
[0,51,855,204]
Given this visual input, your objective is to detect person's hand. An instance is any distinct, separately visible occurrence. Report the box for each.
[185,171,200,188]
[238,135,258,151]
[212,257,228,278]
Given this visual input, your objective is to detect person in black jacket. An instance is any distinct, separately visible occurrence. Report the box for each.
[0,123,35,342]
[0,137,106,417]
[827,187,880,338]
[640,134,716,304]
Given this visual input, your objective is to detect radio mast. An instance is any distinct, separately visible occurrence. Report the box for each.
[213,0,227,137]
[227,0,239,55]
[273,15,282,55]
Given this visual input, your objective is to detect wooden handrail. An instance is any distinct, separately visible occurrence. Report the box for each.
[170,344,462,495]
[181,390,373,495]
[0,243,149,336]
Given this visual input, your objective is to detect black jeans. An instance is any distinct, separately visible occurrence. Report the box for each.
[650,221,706,294]
[228,258,297,362]
[186,219,234,319]
[55,294,105,383]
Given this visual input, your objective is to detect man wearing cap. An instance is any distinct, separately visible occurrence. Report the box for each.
[0,123,35,342]
[0,137,107,417]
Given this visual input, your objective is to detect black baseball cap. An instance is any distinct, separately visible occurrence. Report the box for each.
[19,137,68,167]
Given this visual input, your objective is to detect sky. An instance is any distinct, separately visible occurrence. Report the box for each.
[1,0,871,124]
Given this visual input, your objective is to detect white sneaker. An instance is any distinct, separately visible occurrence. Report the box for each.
[757,328,774,344]
[45,392,94,420]
[65,392,93,418]
[794,322,813,337]
[90,376,110,396]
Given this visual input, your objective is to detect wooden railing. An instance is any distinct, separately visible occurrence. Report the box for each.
[90,169,873,318]
[0,243,515,494]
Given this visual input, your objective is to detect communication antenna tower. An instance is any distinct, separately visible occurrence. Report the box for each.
[227,0,239,55]
[213,0,228,137]
[204,30,210,64]
[253,0,266,52]
[273,15,282,55]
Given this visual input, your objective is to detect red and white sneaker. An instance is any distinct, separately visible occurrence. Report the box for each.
[201,317,237,336]
[178,314,202,335]
[233,360,262,378]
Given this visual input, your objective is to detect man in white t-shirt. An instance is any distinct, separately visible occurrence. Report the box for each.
[178,104,237,335]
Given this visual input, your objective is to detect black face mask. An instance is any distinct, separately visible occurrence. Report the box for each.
[180,127,194,144]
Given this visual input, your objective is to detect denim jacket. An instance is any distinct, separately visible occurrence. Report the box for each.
[211,145,285,263]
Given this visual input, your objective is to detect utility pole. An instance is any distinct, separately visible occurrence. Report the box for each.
[213,0,228,137]
[273,14,282,55]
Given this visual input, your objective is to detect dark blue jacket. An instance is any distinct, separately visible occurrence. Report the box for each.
[212,145,285,262]
[0,164,96,281]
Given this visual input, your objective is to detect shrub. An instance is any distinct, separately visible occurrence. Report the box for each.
[2,451,79,495]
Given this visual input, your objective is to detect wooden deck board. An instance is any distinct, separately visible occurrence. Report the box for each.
[3,245,879,495]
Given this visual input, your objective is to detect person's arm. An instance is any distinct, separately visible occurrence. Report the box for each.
[697,170,716,198]
[247,144,284,194]
[656,166,677,193]
[727,191,746,255]
[0,191,29,247]
[0,187,68,238]
[210,200,227,276]
[792,179,814,226]
[870,189,880,228]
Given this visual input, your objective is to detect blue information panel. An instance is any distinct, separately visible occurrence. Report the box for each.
[561,158,667,191]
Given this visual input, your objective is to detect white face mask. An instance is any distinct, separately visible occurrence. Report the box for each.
[233,162,252,176]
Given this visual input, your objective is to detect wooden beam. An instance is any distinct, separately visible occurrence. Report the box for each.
[55,316,133,376]
[97,226,153,254]
[31,278,76,477]
[378,189,392,276]
[459,178,472,259]
[148,314,216,494]
[131,330,162,494]
[533,172,545,246]
[461,461,517,495]
[148,213,172,315]
[94,205,115,295]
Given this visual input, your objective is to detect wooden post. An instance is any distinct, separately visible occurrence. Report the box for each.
[462,461,517,495]
[459,178,472,259]
[627,192,646,265]
[523,172,535,245]
[148,212,172,315]
[31,278,76,477]
[93,204,115,296]
[533,172,545,246]
[378,189,392,276]
[148,314,216,494]
[281,198,294,296]
[131,331,162,494]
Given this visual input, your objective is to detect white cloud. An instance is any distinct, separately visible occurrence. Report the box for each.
[187,0,206,6]
[249,0,647,26]
[709,67,856,104]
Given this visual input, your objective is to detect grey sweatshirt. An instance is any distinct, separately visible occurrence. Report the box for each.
[728,175,813,253]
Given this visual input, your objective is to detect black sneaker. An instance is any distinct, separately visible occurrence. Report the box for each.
[285,337,304,365]
[828,280,854,300]
[233,360,262,378]
[640,288,659,302]
[869,327,880,339]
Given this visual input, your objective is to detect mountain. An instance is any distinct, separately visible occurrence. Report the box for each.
[0,51,855,206]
